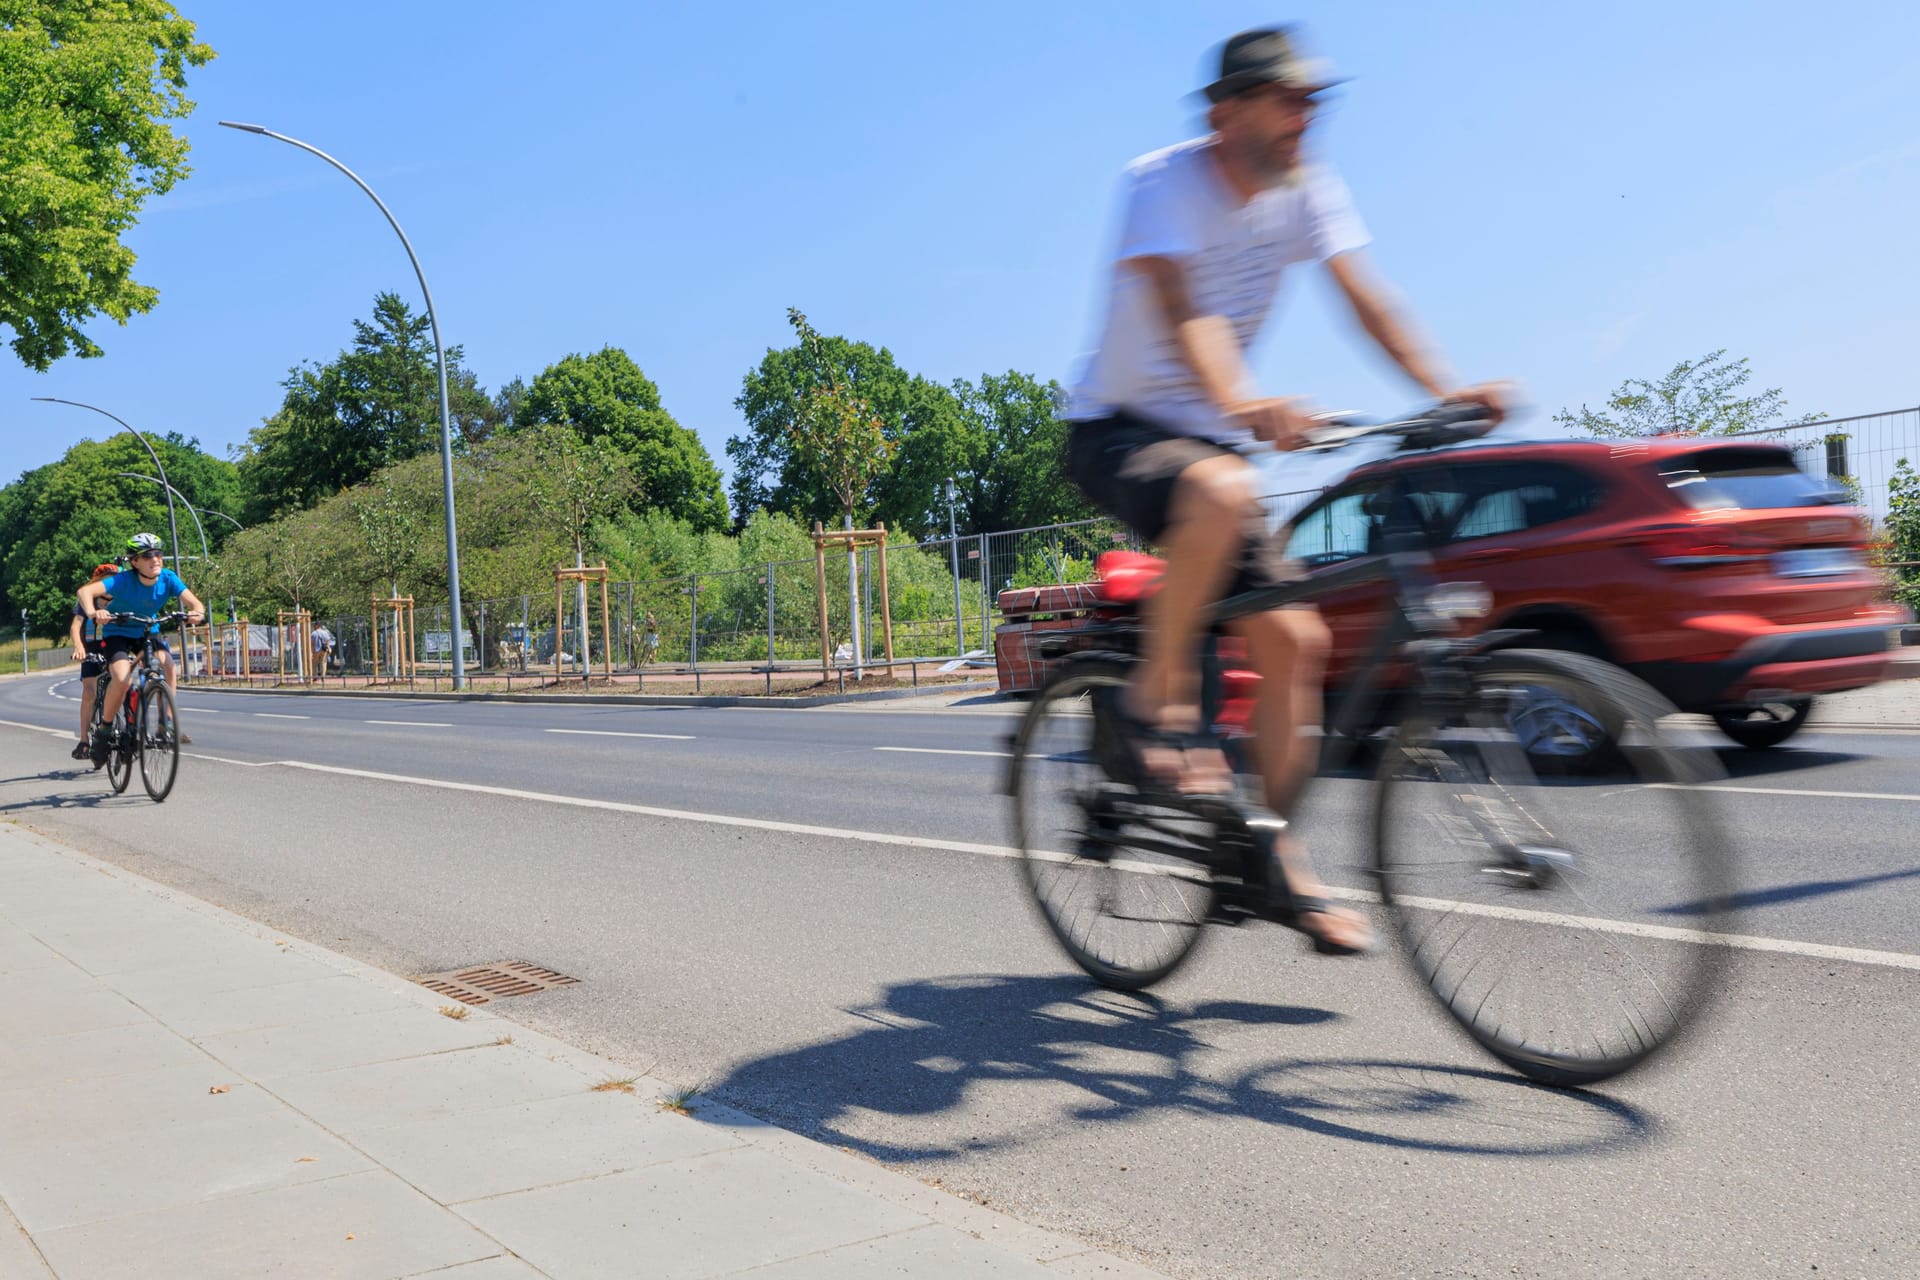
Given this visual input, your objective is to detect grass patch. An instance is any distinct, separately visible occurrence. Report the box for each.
[437,1004,471,1020]
[591,1076,638,1094]
[657,1080,702,1115]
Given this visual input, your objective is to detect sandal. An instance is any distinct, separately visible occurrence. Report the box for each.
[1257,831,1372,955]
[1102,691,1233,797]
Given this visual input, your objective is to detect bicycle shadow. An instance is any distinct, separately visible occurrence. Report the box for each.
[1711,746,1867,780]
[705,974,1651,1163]
[0,767,129,813]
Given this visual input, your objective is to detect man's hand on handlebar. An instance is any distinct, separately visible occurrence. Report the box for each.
[1437,382,1513,435]
[1227,397,1317,451]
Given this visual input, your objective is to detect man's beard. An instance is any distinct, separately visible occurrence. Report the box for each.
[1226,130,1304,190]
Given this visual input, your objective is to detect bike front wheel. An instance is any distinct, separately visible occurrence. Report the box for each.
[138,682,179,803]
[1373,650,1731,1087]
[1008,658,1216,991]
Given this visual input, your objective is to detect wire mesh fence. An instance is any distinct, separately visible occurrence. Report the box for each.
[1721,406,1920,528]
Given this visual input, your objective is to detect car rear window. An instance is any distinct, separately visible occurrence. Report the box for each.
[1657,447,1847,510]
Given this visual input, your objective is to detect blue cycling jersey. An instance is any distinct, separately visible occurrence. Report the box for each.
[98,569,186,638]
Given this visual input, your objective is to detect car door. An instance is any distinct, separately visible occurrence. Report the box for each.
[1429,461,1608,615]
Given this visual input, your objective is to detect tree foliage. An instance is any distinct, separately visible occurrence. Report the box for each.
[515,423,636,564]
[889,371,1091,535]
[1555,350,1822,439]
[235,291,492,520]
[1885,459,1920,616]
[0,1,215,369]
[783,308,895,531]
[0,432,241,633]
[518,346,728,532]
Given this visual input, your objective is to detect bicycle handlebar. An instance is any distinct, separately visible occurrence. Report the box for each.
[1296,402,1497,454]
[100,611,196,631]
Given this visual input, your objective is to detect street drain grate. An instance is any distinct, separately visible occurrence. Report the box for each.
[414,961,580,1006]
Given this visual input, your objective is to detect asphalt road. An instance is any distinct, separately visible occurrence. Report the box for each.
[2,671,1917,1277]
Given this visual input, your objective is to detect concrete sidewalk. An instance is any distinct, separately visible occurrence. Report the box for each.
[0,824,1161,1280]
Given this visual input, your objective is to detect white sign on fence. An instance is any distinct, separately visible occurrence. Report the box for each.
[422,630,476,657]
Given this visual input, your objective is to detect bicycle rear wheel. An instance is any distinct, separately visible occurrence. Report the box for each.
[138,682,179,803]
[105,700,134,795]
[1008,658,1215,990]
[1373,650,1731,1087]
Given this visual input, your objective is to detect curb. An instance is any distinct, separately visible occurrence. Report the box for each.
[171,678,1002,710]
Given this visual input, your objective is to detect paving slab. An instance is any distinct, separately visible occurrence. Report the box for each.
[454,1146,927,1280]
[0,962,145,1040]
[115,970,416,1039]
[731,1222,1064,1277]
[0,1108,373,1233]
[0,1017,206,1092]
[32,1169,502,1280]
[352,1088,743,1205]
[199,1002,510,1080]
[268,1041,592,1130]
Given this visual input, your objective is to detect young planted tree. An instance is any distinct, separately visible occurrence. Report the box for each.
[1885,460,1920,617]
[785,308,896,671]
[1555,350,1822,438]
[517,424,636,668]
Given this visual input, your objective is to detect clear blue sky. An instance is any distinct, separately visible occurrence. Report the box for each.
[4,0,1915,504]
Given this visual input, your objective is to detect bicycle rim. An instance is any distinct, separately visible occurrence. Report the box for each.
[106,704,133,794]
[138,683,179,803]
[1373,651,1731,1087]
[1009,660,1214,990]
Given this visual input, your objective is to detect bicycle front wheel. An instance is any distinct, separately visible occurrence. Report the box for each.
[105,701,134,795]
[1009,658,1215,991]
[1373,650,1731,1087]
[138,682,179,803]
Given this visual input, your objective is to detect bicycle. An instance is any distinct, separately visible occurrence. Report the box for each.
[88,611,189,803]
[1006,405,1733,1087]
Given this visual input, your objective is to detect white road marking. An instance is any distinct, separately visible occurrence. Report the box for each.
[544,729,694,740]
[254,713,309,720]
[365,720,452,727]
[1658,782,1920,803]
[184,753,1920,975]
[874,746,1012,759]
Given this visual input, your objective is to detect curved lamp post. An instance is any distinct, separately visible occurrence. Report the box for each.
[33,397,181,569]
[115,472,209,566]
[218,120,467,689]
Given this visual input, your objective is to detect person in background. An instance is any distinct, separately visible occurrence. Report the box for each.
[65,562,120,761]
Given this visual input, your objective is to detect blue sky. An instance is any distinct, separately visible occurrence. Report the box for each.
[4,0,1916,505]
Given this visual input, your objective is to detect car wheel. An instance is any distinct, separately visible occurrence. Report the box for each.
[1712,698,1813,749]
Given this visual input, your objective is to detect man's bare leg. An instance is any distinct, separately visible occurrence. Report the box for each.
[1128,454,1257,791]
[1231,606,1371,951]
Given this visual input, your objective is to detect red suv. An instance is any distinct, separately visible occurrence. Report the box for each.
[997,436,1904,759]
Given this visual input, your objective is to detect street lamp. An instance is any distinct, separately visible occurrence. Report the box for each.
[218,120,468,689]
[945,477,965,655]
[115,472,209,566]
[33,398,181,569]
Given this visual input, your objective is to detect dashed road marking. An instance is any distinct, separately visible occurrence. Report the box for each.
[544,728,694,740]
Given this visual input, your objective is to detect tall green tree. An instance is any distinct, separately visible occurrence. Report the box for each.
[1555,350,1822,438]
[784,308,895,535]
[728,320,957,528]
[0,1,215,368]
[887,371,1090,535]
[518,346,728,532]
[236,291,491,520]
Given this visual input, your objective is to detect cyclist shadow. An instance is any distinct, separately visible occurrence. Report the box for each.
[707,973,1650,1163]
[0,768,128,812]
[1711,746,1865,780]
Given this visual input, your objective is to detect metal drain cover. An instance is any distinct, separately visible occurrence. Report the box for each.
[415,961,580,1006]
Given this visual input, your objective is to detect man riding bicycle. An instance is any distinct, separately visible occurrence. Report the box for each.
[77,534,205,762]
[1062,26,1507,954]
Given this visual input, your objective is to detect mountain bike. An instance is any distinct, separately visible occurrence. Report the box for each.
[88,612,189,803]
[1006,406,1733,1087]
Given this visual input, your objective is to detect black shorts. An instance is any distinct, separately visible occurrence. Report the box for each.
[1065,411,1305,600]
[102,635,169,666]
[80,652,106,680]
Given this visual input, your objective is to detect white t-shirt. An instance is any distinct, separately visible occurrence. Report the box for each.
[1065,138,1370,444]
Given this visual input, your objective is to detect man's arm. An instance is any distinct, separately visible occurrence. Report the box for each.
[1323,251,1453,398]
[68,609,86,659]
[1126,255,1313,448]
[77,581,106,621]
[179,588,206,622]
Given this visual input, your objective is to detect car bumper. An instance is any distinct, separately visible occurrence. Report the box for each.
[1634,617,1899,710]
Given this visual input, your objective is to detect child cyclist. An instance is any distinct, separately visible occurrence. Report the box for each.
[77,533,206,762]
